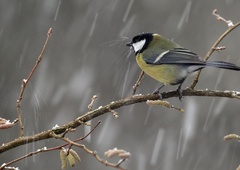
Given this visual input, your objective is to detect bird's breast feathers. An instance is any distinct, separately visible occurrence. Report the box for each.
[136,53,188,85]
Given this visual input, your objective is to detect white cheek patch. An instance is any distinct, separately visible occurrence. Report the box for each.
[132,39,146,52]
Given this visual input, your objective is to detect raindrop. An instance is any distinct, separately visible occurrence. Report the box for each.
[19,40,29,68]
[214,55,231,89]
[203,97,216,132]
[214,68,225,88]
[121,62,131,97]
[54,0,62,21]
[181,98,198,157]
[137,152,146,170]
[89,13,99,37]
[84,120,91,142]
[163,136,176,170]
[150,128,165,165]
[119,15,136,36]
[97,116,118,146]
[144,106,152,126]
[229,143,237,169]
[203,55,230,131]
[122,0,134,23]
[177,1,192,30]
[213,98,228,116]
[176,128,183,160]
[51,85,66,105]
[0,29,3,39]
[18,1,22,14]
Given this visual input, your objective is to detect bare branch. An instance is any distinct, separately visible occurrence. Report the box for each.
[212,9,234,27]
[88,95,98,111]
[0,121,101,170]
[16,28,53,136]
[1,88,240,155]
[132,71,144,95]
[190,19,240,89]
[51,133,126,170]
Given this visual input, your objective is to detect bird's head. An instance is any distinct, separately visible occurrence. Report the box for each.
[126,33,154,54]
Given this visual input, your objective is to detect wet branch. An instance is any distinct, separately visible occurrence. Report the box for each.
[132,71,144,95]
[190,11,240,89]
[0,121,101,170]
[50,132,126,170]
[1,88,240,155]
[16,28,53,137]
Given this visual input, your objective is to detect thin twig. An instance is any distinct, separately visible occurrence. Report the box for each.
[51,133,126,170]
[16,28,53,137]
[0,121,101,170]
[132,71,144,95]
[1,89,240,154]
[77,121,101,141]
[212,9,234,27]
[0,147,49,170]
[88,95,98,111]
[190,20,240,89]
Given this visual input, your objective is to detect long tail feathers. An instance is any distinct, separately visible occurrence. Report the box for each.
[206,61,240,71]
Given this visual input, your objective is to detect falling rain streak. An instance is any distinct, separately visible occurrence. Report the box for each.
[181,98,197,157]
[150,129,165,165]
[177,1,192,30]
[54,0,62,21]
[121,61,131,97]
[84,120,91,142]
[203,55,230,132]
[89,13,99,37]
[176,128,183,160]
[123,0,134,22]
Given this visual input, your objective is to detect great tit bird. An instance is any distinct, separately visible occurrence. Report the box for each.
[126,33,240,99]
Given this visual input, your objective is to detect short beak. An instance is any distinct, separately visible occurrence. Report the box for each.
[126,42,132,47]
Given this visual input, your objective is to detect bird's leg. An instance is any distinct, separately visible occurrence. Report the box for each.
[153,84,165,99]
[153,84,165,94]
[177,83,183,100]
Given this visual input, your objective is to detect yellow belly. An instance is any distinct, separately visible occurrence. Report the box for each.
[136,54,186,85]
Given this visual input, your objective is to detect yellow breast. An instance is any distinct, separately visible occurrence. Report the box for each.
[136,54,186,85]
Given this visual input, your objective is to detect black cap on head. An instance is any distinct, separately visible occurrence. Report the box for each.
[126,33,154,53]
[132,33,153,43]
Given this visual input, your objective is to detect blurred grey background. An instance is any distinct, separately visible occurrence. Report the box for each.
[1,0,240,169]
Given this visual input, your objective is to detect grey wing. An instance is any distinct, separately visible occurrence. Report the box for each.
[144,48,206,65]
